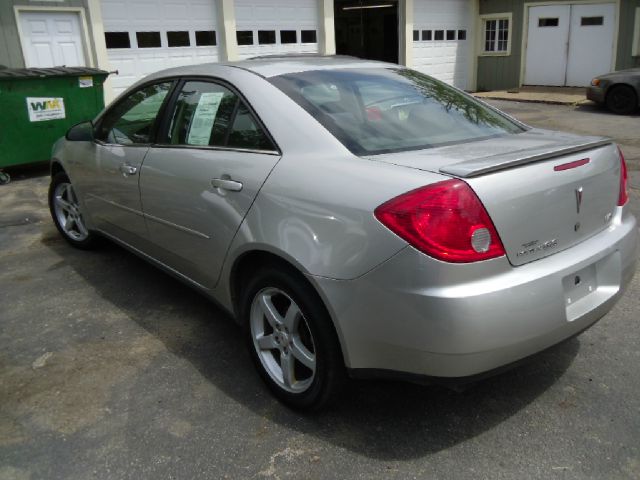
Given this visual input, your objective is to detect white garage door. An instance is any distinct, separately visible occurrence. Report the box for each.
[234,0,319,60]
[524,3,615,86]
[412,0,471,90]
[19,11,87,68]
[101,0,220,96]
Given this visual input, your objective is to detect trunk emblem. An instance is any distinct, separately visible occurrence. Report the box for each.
[575,186,583,214]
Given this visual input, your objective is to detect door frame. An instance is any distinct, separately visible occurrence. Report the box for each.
[14,5,94,68]
[519,0,619,87]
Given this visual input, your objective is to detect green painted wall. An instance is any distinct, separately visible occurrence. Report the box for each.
[617,0,640,69]
[477,0,523,91]
[477,0,640,91]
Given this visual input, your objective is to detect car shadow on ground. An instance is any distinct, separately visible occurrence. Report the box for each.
[574,102,640,118]
[43,229,580,461]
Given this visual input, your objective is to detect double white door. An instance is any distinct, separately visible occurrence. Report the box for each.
[19,11,87,68]
[524,3,615,86]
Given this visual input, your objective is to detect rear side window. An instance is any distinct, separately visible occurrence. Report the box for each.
[227,103,274,150]
[163,80,275,151]
[270,68,524,155]
[97,82,173,144]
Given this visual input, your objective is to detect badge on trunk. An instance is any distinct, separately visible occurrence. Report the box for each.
[575,186,583,214]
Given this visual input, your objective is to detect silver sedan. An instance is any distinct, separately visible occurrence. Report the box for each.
[49,56,638,410]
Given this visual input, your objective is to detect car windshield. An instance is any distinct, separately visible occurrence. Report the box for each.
[270,68,526,155]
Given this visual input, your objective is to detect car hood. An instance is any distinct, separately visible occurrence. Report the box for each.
[367,128,611,178]
[599,67,640,79]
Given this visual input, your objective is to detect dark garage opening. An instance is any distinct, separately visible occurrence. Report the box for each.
[334,1,399,64]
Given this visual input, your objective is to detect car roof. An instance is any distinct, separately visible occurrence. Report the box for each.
[145,55,398,82]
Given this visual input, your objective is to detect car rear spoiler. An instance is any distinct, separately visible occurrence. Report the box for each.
[440,137,613,178]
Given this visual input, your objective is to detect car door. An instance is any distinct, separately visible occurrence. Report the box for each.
[139,79,281,289]
[82,81,174,245]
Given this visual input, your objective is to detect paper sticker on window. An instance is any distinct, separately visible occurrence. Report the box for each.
[26,97,66,122]
[78,76,93,88]
[187,92,224,145]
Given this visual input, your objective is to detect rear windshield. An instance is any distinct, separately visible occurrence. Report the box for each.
[269,68,526,155]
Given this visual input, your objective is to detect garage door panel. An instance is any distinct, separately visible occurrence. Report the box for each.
[412,0,471,90]
[524,5,570,86]
[102,0,220,95]
[234,0,319,60]
[565,3,615,86]
[524,3,615,87]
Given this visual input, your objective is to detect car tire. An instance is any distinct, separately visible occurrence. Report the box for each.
[605,85,638,115]
[242,265,346,410]
[48,171,97,249]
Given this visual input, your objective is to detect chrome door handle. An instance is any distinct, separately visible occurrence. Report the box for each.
[211,177,243,192]
[119,163,138,176]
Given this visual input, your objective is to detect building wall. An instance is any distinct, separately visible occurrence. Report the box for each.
[617,0,640,69]
[477,0,640,91]
[0,0,103,69]
[476,0,522,90]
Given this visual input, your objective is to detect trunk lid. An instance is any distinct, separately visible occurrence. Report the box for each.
[371,129,621,266]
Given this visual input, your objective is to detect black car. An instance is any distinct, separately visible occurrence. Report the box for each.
[587,67,640,115]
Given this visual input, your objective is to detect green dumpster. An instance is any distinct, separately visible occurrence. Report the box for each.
[0,67,109,170]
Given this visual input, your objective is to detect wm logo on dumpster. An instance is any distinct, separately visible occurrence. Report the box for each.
[26,97,66,122]
[30,99,63,111]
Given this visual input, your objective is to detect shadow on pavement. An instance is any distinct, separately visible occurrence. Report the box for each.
[0,163,49,183]
[573,102,640,118]
[44,231,579,461]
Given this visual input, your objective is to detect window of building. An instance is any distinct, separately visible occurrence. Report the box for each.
[481,14,512,55]
[105,32,130,49]
[446,30,455,40]
[422,30,432,41]
[237,30,254,46]
[136,31,161,48]
[167,31,190,47]
[258,30,276,44]
[301,30,317,43]
[413,30,419,41]
[457,30,467,40]
[539,18,559,27]
[281,30,297,44]
[195,30,216,46]
[434,30,444,40]
[580,16,603,26]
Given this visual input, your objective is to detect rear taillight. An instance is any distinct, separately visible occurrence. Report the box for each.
[374,179,506,263]
[618,146,628,206]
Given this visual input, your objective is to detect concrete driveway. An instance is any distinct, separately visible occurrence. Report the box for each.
[1,100,639,480]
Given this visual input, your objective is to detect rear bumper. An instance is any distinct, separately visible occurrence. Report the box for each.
[313,208,638,378]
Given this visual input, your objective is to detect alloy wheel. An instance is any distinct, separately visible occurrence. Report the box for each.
[250,287,317,393]
[53,182,89,241]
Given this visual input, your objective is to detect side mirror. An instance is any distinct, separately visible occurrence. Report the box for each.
[66,121,94,142]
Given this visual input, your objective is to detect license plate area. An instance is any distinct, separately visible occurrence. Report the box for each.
[563,264,597,306]
[562,251,621,322]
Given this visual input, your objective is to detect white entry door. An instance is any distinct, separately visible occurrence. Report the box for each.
[19,11,87,68]
[524,5,571,86]
[524,3,616,86]
[565,3,615,86]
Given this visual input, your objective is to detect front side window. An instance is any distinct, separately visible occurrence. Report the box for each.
[96,82,173,144]
[483,16,510,53]
[163,80,275,151]
[270,68,525,156]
